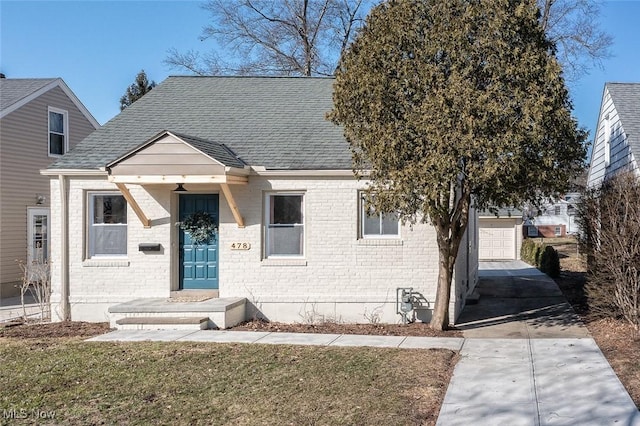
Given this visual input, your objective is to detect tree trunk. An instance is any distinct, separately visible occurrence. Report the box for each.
[429,189,471,331]
[430,243,456,331]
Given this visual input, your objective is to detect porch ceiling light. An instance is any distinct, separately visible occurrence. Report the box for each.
[174,183,187,192]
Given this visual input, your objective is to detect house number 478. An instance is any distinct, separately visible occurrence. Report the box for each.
[230,242,251,250]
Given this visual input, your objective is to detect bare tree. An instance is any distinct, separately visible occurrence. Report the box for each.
[165,0,370,76]
[17,259,51,322]
[538,0,613,81]
[578,171,640,333]
[167,0,610,80]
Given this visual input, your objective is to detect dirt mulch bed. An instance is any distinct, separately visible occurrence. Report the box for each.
[587,318,640,407]
[0,319,461,340]
[0,321,110,339]
[232,320,462,337]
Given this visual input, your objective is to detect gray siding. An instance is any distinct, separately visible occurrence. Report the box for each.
[110,136,226,176]
[0,86,96,289]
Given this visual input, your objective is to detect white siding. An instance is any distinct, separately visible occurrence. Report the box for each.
[588,87,639,187]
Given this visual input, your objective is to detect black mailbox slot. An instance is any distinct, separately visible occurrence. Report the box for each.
[139,243,162,252]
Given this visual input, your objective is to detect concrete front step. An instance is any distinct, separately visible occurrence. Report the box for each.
[108,297,247,330]
[116,316,209,331]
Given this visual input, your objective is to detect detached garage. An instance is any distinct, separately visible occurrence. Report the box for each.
[479,209,523,260]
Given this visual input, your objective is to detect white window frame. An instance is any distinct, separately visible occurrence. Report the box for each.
[48,106,69,157]
[554,226,561,236]
[264,192,305,259]
[87,192,128,259]
[359,193,400,239]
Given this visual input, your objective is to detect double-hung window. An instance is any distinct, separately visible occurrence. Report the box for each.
[48,107,68,156]
[88,193,127,257]
[360,193,400,238]
[265,193,304,257]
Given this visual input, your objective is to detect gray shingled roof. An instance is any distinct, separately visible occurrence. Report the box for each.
[164,132,246,169]
[606,82,640,159]
[0,78,58,111]
[50,76,351,170]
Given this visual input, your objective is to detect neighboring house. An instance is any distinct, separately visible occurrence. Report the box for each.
[43,76,479,326]
[478,208,523,260]
[0,77,99,299]
[587,82,640,187]
[524,192,581,238]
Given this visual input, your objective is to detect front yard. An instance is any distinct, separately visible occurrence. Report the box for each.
[0,326,457,425]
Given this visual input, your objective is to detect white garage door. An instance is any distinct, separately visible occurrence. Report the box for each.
[479,219,516,260]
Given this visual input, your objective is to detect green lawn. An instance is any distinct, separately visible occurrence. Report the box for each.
[0,338,457,425]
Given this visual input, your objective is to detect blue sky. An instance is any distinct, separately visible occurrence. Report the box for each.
[1,0,639,148]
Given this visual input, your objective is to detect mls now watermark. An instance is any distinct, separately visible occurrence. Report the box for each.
[3,408,56,420]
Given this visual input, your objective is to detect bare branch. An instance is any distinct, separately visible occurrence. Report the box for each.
[537,0,613,81]
[165,0,371,76]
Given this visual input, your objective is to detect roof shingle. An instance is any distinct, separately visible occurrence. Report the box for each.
[0,78,58,112]
[50,76,351,170]
[606,82,640,159]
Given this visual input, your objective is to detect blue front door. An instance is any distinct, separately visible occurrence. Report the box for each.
[179,194,219,289]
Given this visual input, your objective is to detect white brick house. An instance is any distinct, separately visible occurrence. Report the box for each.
[43,77,478,326]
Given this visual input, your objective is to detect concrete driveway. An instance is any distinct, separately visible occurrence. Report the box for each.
[437,260,639,425]
[456,260,590,338]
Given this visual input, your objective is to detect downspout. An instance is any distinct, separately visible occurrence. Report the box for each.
[59,174,70,320]
[466,214,470,293]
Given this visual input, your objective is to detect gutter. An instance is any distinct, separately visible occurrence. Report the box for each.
[41,168,107,176]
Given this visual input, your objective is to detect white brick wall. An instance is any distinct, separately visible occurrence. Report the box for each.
[49,175,477,325]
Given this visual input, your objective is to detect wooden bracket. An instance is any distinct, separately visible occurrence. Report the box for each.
[220,183,245,228]
[115,183,151,228]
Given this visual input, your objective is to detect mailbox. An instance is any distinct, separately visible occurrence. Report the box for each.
[138,243,162,252]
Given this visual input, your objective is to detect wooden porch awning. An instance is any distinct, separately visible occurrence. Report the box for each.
[106,131,249,228]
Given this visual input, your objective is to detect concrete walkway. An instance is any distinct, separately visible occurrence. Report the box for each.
[88,329,464,350]
[87,260,639,425]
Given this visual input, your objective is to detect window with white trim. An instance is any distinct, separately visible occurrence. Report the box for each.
[48,107,68,156]
[554,226,561,236]
[88,193,127,257]
[360,193,400,238]
[265,193,304,257]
